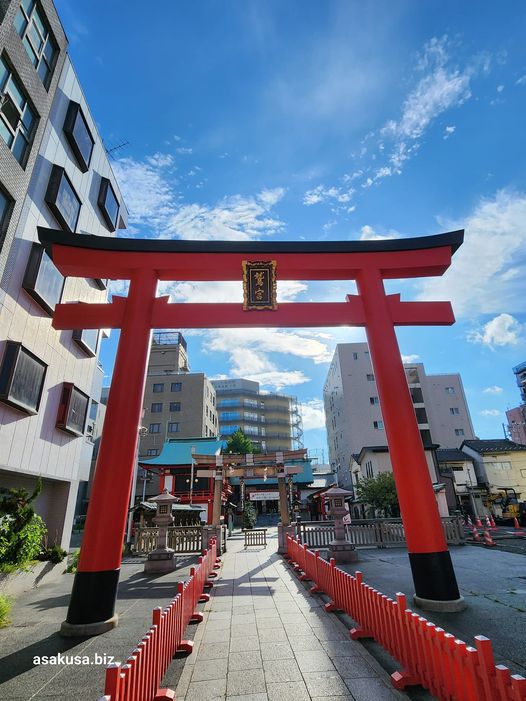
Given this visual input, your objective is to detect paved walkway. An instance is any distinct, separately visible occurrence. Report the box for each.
[174,530,403,701]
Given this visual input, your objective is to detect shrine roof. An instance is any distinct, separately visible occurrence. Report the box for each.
[139,437,222,467]
[38,228,463,256]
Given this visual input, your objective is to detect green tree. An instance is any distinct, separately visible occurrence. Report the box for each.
[355,472,399,517]
[224,429,261,455]
[0,478,47,569]
[242,500,257,529]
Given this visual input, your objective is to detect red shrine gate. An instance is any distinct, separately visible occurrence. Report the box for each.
[38,227,466,636]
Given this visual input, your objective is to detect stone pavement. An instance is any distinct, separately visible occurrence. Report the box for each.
[173,529,405,701]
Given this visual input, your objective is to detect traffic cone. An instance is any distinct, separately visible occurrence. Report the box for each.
[485,515,492,529]
[471,526,481,542]
[475,516,483,528]
[514,517,521,530]
[490,515,496,528]
[483,530,496,547]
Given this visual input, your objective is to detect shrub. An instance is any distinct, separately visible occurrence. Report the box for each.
[242,501,257,530]
[0,595,11,628]
[0,514,47,569]
[38,544,67,564]
[66,550,80,573]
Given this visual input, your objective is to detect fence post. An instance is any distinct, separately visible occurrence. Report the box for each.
[324,558,337,612]
[309,550,321,594]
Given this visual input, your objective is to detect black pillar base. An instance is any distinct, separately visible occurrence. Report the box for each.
[409,551,466,612]
[60,569,120,637]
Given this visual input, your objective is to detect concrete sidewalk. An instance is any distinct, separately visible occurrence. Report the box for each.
[172,529,405,701]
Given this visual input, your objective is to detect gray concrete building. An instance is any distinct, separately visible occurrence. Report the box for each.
[212,377,303,453]
[138,332,217,460]
[0,8,127,549]
[506,360,526,444]
[324,342,475,489]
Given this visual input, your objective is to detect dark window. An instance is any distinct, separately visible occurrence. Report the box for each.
[97,177,119,231]
[88,399,98,421]
[0,54,37,165]
[455,428,465,436]
[72,328,99,357]
[152,383,164,393]
[450,407,460,415]
[0,341,47,414]
[445,387,455,395]
[63,101,94,172]
[149,423,161,433]
[410,387,424,403]
[167,422,179,433]
[366,373,374,381]
[14,0,58,88]
[56,382,88,435]
[169,402,181,411]
[151,402,162,413]
[147,448,160,457]
[373,420,384,430]
[406,368,420,384]
[415,407,428,424]
[0,184,14,240]
[22,243,64,314]
[420,429,433,447]
[171,382,182,392]
[45,165,81,232]
[352,352,358,360]
[369,396,379,405]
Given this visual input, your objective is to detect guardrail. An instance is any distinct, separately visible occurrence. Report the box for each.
[135,526,202,554]
[98,539,220,701]
[285,535,526,701]
[296,516,465,548]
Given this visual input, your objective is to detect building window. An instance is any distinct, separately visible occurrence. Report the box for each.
[149,423,161,433]
[450,407,460,415]
[415,407,428,424]
[445,387,455,395]
[369,396,379,405]
[167,422,179,433]
[0,184,14,240]
[56,382,89,435]
[151,402,162,413]
[169,402,181,412]
[147,448,160,457]
[0,54,37,164]
[0,341,47,414]
[406,367,420,385]
[488,461,512,471]
[455,428,465,436]
[373,420,384,429]
[152,383,164,393]
[366,373,375,381]
[22,243,64,314]
[14,0,57,88]
[420,429,433,447]
[171,382,182,392]
[72,328,99,357]
[97,177,119,231]
[352,352,358,360]
[63,101,94,172]
[410,387,424,403]
[365,460,373,479]
[44,165,81,232]
[89,399,98,422]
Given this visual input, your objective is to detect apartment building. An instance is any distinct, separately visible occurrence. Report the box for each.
[138,332,217,459]
[324,342,475,489]
[211,377,303,453]
[506,360,526,444]
[0,1,127,548]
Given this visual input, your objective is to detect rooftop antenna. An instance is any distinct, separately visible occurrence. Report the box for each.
[104,139,130,159]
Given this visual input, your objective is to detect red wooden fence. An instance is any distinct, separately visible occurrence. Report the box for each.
[285,535,526,701]
[98,539,220,701]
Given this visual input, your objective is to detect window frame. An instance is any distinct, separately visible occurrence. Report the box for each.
[72,328,100,357]
[0,183,14,243]
[63,100,94,172]
[56,382,89,436]
[152,383,164,393]
[97,177,120,231]
[14,0,58,89]
[149,422,161,434]
[167,421,179,433]
[0,341,47,414]
[0,53,37,166]
[171,382,182,392]
[151,402,163,413]
[169,402,181,412]
[44,164,81,232]
[22,242,65,314]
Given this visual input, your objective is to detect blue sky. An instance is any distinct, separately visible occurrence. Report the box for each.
[56,1,526,454]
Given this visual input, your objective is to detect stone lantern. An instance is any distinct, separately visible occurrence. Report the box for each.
[144,489,180,573]
[325,486,358,564]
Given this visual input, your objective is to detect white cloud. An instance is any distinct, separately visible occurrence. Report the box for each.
[468,313,523,348]
[517,75,526,86]
[300,399,326,430]
[176,147,193,155]
[483,385,503,394]
[479,409,501,417]
[417,190,526,317]
[113,155,285,241]
[443,125,456,139]
[303,185,355,207]
[402,354,420,363]
[158,279,307,304]
[359,224,397,241]
[496,84,504,93]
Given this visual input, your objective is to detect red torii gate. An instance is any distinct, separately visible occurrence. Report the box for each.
[38,227,466,636]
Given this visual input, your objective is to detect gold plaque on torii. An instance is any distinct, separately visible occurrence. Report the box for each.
[242,260,277,310]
